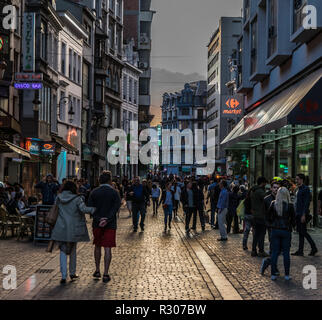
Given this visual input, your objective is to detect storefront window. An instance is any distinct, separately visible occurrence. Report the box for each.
[264,143,275,182]
[278,138,292,178]
[296,132,314,189]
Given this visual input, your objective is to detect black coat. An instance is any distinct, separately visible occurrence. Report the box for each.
[266,201,296,232]
[88,185,121,229]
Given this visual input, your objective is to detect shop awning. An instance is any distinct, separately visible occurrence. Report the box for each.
[0,140,31,158]
[52,136,79,154]
[221,68,322,148]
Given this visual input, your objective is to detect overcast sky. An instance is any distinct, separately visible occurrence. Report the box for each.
[149,0,243,125]
[151,0,243,75]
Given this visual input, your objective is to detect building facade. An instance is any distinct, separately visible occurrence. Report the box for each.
[121,38,141,179]
[206,17,242,173]
[161,81,207,177]
[56,10,88,183]
[222,0,322,225]
[0,0,28,185]
[124,0,155,129]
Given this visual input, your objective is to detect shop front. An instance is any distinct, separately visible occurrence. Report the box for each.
[222,68,322,226]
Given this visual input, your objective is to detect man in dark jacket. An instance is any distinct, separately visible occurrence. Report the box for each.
[251,176,269,257]
[129,176,150,232]
[181,181,197,235]
[35,174,60,205]
[260,181,280,275]
[292,174,318,256]
[88,171,121,283]
[192,181,205,232]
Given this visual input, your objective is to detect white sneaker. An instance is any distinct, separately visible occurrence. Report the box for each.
[285,275,292,281]
[271,275,277,281]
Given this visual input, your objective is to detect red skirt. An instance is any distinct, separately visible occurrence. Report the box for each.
[93,228,116,248]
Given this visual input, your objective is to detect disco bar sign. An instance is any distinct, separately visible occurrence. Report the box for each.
[14,82,43,90]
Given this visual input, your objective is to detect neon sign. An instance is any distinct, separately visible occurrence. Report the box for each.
[14,82,42,90]
[67,128,77,146]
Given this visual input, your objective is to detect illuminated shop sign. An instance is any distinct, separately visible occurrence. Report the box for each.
[222,95,244,118]
[41,143,55,154]
[15,73,43,81]
[14,82,42,90]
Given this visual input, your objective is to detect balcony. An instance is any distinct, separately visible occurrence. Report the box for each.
[94,54,108,74]
[140,11,155,22]
[0,114,21,134]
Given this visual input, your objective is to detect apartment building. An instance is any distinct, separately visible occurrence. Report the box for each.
[222,0,322,225]
[161,81,207,176]
[206,17,242,173]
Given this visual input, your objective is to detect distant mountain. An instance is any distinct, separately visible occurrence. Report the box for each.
[150,68,205,126]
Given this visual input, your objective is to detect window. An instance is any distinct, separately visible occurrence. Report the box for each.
[109,0,115,10]
[72,161,76,177]
[61,42,66,75]
[123,75,127,100]
[77,55,81,84]
[129,78,133,102]
[84,22,92,45]
[109,23,115,50]
[53,37,58,70]
[15,6,21,36]
[197,109,203,120]
[76,99,80,127]
[268,0,277,58]
[250,18,257,75]
[73,52,76,81]
[181,108,189,116]
[116,0,122,17]
[59,91,65,122]
[69,49,73,79]
[95,79,103,102]
[68,160,71,177]
[114,74,119,92]
[72,97,76,124]
[40,22,47,60]
[83,63,89,99]
[293,0,308,33]
[244,0,250,22]
[208,53,219,71]
[106,69,111,88]
[134,81,137,104]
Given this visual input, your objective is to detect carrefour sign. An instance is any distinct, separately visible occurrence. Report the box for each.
[221,95,244,118]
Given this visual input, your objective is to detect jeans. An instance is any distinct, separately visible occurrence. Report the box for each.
[193,207,205,230]
[163,204,173,226]
[132,202,146,230]
[296,216,317,253]
[60,244,77,279]
[185,207,195,231]
[243,215,253,247]
[252,220,266,252]
[271,229,291,276]
[218,208,228,239]
[152,197,159,214]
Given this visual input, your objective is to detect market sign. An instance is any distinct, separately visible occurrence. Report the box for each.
[14,82,42,90]
[222,95,244,118]
[22,13,36,72]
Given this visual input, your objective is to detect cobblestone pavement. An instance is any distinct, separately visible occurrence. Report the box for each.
[1,204,322,300]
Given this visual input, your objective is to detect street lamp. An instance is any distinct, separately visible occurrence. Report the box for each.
[32,96,41,112]
[59,97,74,123]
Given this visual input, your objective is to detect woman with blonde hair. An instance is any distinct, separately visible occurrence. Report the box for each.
[267,187,296,281]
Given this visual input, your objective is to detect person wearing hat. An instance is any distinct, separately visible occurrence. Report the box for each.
[35,174,60,205]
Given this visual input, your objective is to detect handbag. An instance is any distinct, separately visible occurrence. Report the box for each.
[236,199,245,219]
[45,200,59,227]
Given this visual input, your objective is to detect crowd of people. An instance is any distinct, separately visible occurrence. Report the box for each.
[1,170,322,285]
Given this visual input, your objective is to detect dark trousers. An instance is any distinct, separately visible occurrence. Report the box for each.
[185,207,195,231]
[132,202,146,230]
[227,209,239,233]
[271,229,291,276]
[152,198,159,214]
[192,207,205,230]
[210,202,218,227]
[252,220,266,252]
[296,216,317,253]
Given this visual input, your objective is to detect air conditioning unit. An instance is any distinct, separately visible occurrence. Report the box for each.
[139,62,148,69]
